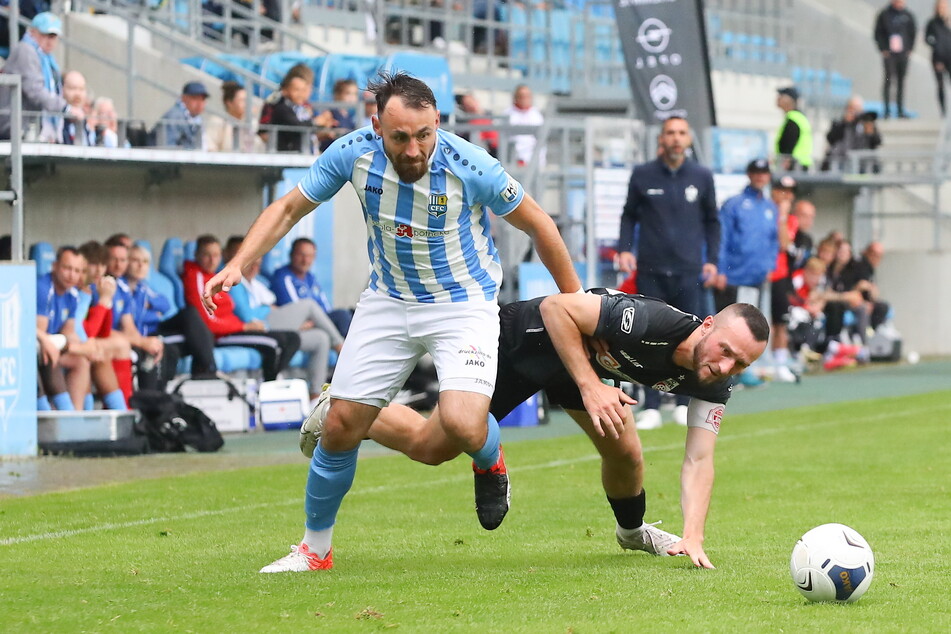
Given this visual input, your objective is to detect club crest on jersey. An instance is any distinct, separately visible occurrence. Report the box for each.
[685,185,698,203]
[501,175,520,203]
[621,307,635,333]
[652,377,680,392]
[428,193,448,218]
[706,405,724,432]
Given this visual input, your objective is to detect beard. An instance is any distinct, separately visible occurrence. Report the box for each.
[392,156,428,183]
[692,332,717,385]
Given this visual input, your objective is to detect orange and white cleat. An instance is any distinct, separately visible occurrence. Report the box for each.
[259,543,333,573]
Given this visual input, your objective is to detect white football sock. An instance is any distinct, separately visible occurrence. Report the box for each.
[302,527,334,558]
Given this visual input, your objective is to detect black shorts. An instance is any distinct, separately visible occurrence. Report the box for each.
[490,301,587,420]
[771,277,794,325]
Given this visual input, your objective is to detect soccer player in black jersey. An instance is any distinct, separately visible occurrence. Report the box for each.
[303,290,769,568]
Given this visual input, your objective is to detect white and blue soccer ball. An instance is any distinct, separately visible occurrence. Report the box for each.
[790,523,875,603]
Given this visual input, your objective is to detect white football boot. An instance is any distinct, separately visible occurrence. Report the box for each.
[636,408,663,430]
[616,521,681,556]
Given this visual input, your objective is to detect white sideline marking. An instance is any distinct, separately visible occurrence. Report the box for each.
[2,404,944,547]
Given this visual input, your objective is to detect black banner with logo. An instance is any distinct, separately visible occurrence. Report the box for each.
[612,0,717,131]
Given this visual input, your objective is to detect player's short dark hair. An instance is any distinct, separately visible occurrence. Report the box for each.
[367,71,436,114]
[660,115,689,131]
[104,233,131,249]
[291,237,315,254]
[55,245,80,262]
[196,234,220,254]
[726,303,770,342]
[221,81,243,105]
[78,240,108,266]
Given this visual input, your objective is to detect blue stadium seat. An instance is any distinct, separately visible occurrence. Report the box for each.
[177,346,262,375]
[184,240,197,263]
[134,239,153,255]
[30,242,56,277]
[147,269,180,318]
[159,237,186,308]
[380,53,454,114]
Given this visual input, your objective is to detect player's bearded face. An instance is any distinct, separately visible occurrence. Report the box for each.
[374,97,439,183]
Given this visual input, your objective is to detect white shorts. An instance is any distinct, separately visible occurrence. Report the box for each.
[330,289,500,408]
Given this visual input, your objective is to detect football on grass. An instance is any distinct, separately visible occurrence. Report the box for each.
[790,523,874,603]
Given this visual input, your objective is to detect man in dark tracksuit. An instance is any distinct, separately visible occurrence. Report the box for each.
[875,0,917,118]
[616,116,720,429]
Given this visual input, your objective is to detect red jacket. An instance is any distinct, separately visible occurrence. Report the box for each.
[182,260,244,337]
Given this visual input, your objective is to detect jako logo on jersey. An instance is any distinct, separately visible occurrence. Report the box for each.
[652,377,680,391]
[501,176,520,203]
[685,185,698,202]
[706,405,724,432]
[621,307,635,333]
[459,345,490,366]
[428,193,448,218]
[364,184,383,195]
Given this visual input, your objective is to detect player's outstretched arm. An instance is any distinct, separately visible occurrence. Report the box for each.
[539,293,635,439]
[669,424,717,568]
[504,193,581,293]
[202,188,318,314]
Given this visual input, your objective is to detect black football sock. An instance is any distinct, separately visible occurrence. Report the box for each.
[607,490,646,530]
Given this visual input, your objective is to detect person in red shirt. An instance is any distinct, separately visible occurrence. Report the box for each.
[183,234,300,381]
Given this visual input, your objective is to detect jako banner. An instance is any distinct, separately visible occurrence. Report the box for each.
[613,0,717,132]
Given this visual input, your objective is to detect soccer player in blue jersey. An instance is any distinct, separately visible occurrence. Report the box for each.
[202,72,581,572]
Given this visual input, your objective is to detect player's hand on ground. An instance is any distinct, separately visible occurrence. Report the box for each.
[668,537,715,569]
[580,381,636,439]
[202,265,243,315]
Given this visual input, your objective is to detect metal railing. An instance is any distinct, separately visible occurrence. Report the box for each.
[0,75,23,261]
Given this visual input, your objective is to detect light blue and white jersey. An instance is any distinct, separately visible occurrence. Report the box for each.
[297,126,525,303]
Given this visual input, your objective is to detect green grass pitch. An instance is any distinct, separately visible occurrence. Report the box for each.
[2,391,950,632]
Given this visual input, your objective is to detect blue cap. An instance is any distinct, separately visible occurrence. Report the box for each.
[182,81,209,97]
[31,12,62,36]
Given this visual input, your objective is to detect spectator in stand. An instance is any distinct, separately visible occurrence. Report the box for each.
[259,63,314,148]
[359,90,378,128]
[61,70,93,146]
[184,234,301,381]
[266,71,320,153]
[815,235,839,267]
[456,92,499,158]
[851,241,891,331]
[926,0,951,114]
[151,81,209,149]
[822,96,864,171]
[271,237,353,337]
[790,200,817,271]
[504,84,545,167]
[875,0,917,118]
[89,97,122,148]
[230,253,344,403]
[76,241,133,407]
[617,116,720,428]
[317,79,359,152]
[206,81,262,152]
[823,240,870,350]
[712,159,781,313]
[854,111,883,173]
[473,0,508,55]
[0,12,84,142]
[124,244,219,390]
[775,86,812,171]
[36,246,92,410]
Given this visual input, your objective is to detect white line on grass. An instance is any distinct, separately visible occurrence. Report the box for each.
[2,403,944,547]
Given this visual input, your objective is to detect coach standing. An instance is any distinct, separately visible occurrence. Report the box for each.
[616,116,719,429]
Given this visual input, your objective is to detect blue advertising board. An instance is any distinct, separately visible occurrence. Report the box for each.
[0,263,37,456]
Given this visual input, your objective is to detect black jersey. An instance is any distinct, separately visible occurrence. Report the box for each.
[496,289,733,414]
